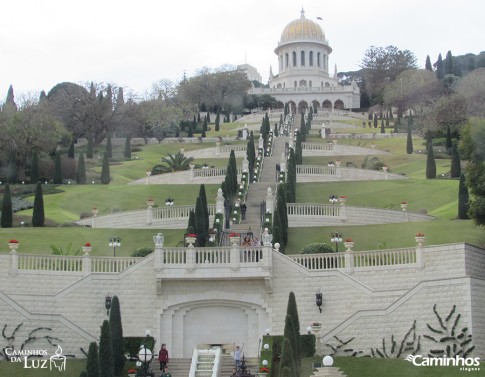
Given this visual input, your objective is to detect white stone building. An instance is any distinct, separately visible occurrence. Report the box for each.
[250,9,360,113]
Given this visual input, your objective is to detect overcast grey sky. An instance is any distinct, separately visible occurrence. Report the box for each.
[1,0,484,98]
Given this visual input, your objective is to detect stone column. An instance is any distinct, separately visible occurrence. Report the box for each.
[258,135,264,150]
[230,244,240,271]
[146,202,153,225]
[242,156,249,173]
[186,244,195,272]
[280,152,286,173]
[82,254,91,276]
[344,250,354,274]
[216,188,224,214]
[9,249,18,276]
[265,188,274,215]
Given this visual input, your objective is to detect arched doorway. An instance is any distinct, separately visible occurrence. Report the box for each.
[298,100,309,114]
[334,100,344,110]
[322,100,332,109]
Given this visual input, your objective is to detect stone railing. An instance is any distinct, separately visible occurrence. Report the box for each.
[301,142,334,151]
[286,203,342,217]
[153,204,217,219]
[288,247,419,272]
[296,165,337,176]
[13,253,141,274]
[192,167,242,179]
[219,144,247,153]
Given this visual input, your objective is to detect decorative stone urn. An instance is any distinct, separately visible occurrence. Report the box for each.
[82,244,92,255]
[8,241,19,252]
[185,234,197,246]
[310,323,322,332]
[344,240,354,252]
[415,233,426,246]
[229,233,241,246]
[400,202,408,211]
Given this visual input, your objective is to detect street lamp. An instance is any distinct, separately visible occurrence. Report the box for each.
[138,330,153,376]
[109,236,121,257]
[329,194,338,216]
[330,232,343,252]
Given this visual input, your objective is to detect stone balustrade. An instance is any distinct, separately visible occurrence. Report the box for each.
[153,204,217,219]
[192,167,242,179]
[219,144,247,153]
[286,203,342,217]
[288,247,420,272]
[13,253,141,275]
[301,142,335,151]
[296,165,337,176]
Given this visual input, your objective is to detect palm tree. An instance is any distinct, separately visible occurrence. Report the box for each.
[151,152,195,175]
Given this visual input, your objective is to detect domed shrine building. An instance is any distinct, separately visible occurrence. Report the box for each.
[251,9,360,113]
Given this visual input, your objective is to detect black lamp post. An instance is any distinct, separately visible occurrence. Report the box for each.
[330,231,343,252]
[105,294,112,316]
[109,236,121,257]
[329,194,338,216]
[316,293,323,313]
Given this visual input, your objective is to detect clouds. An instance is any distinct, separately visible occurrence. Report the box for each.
[1,0,484,97]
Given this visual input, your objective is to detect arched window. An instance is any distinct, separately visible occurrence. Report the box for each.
[285,53,289,68]
[301,51,305,66]
[280,55,283,71]
[309,51,313,66]
[299,80,307,87]
[317,52,321,67]
[294,81,297,88]
[309,80,312,87]
[292,51,297,67]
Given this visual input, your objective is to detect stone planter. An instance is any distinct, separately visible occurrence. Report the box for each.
[186,236,197,246]
[82,246,92,255]
[147,199,154,207]
[415,236,425,247]
[8,243,19,252]
[400,203,408,211]
[230,237,240,245]
[344,242,354,251]
[310,325,322,332]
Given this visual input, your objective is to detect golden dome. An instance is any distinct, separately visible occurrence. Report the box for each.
[280,9,325,44]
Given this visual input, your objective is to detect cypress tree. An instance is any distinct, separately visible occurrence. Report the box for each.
[86,341,100,377]
[100,152,111,184]
[425,55,433,71]
[1,184,13,228]
[277,193,288,246]
[195,197,206,246]
[406,124,413,154]
[109,296,124,376]
[436,53,444,79]
[6,84,17,111]
[124,137,131,159]
[199,184,209,234]
[197,112,201,123]
[373,113,378,128]
[87,135,94,159]
[54,151,63,184]
[272,223,284,254]
[450,141,461,178]
[284,314,299,377]
[68,140,75,159]
[458,173,469,219]
[81,371,88,377]
[426,140,437,179]
[228,150,238,196]
[286,292,300,371]
[203,116,208,132]
[98,320,114,377]
[106,133,112,158]
[187,210,196,234]
[207,112,211,123]
[77,152,87,184]
[445,50,454,76]
[380,118,385,133]
[279,338,295,377]
[188,122,194,137]
[32,182,45,227]
[30,151,39,183]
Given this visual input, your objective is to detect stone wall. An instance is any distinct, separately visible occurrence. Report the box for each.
[0,242,483,360]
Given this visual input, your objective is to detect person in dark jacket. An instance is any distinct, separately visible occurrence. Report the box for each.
[158,343,169,370]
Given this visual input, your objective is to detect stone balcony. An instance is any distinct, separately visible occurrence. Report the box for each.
[154,244,273,293]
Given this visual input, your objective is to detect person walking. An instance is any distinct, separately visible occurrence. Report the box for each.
[161,365,172,377]
[233,343,244,370]
[240,203,247,221]
[158,344,169,371]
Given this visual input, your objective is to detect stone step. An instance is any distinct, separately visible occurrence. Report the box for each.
[312,367,348,377]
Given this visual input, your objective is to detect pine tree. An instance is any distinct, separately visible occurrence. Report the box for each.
[425,55,433,71]
[109,296,124,376]
[1,184,13,228]
[106,133,112,158]
[68,140,75,159]
[426,140,437,179]
[436,53,444,79]
[100,152,111,184]
[99,320,114,377]
[279,338,295,377]
[124,137,131,159]
[77,152,87,184]
[32,182,45,227]
[406,124,413,155]
[86,341,100,377]
[450,141,461,178]
[30,151,39,183]
[54,151,63,184]
[458,173,469,219]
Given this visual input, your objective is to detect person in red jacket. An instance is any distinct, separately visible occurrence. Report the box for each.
[158,344,169,371]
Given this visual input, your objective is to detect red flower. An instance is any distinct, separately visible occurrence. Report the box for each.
[259,367,270,373]
[401,201,407,204]
[415,232,425,237]
[345,238,353,242]
[186,234,197,237]
[128,369,137,373]
[229,232,240,237]
[9,239,19,243]
[84,242,91,247]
